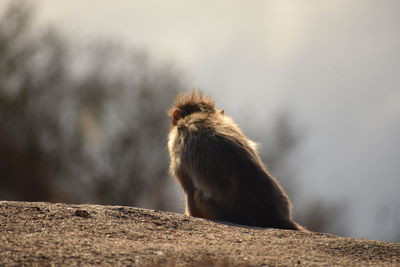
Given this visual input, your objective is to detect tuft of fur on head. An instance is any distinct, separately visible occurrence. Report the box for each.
[168,90,216,125]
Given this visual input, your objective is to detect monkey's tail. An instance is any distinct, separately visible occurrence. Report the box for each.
[294,222,309,232]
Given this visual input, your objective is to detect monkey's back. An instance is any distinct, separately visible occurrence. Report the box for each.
[175,113,298,229]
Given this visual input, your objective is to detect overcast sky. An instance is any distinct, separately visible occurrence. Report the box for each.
[2,0,399,241]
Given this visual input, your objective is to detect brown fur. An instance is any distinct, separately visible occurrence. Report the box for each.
[167,90,305,231]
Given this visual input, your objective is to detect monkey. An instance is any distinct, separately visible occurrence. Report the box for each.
[167,90,305,231]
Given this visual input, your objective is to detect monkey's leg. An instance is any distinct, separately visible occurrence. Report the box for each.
[176,171,195,195]
[192,190,223,220]
[185,193,204,217]
[175,168,203,217]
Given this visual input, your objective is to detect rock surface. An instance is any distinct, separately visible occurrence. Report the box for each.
[1,201,399,266]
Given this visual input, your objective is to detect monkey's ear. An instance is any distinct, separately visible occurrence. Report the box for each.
[219,109,224,115]
[173,109,181,121]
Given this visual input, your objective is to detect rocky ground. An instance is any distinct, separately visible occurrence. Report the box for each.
[0,201,399,266]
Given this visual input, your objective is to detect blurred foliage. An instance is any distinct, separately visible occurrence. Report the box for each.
[0,1,351,236]
[0,1,183,209]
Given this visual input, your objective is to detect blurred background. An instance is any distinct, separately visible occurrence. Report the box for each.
[0,0,399,242]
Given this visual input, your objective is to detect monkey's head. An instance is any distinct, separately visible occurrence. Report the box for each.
[168,90,224,126]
